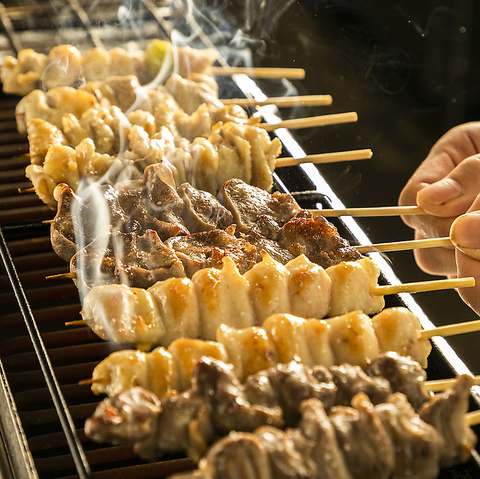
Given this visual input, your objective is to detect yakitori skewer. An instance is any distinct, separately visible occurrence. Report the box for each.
[81,307,433,394]
[356,237,452,254]
[261,111,358,131]
[210,66,306,79]
[425,375,480,393]
[276,148,373,167]
[221,94,333,107]
[312,205,425,217]
[371,276,475,296]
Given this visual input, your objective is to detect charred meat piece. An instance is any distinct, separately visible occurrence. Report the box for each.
[253,426,315,479]
[175,390,451,479]
[243,361,336,427]
[325,363,391,407]
[51,182,132,262]
[242,228,295,265]
[84,386,161,452]
[177,182,233,233]
[419,374,477,468]
[278,216,362,269]
[115,178,188,239]
[165,227,257,276]
[191,357,284,437]
[365,351,431,411]
[329,394,395,479]
[376,393,444,479]
[218,178,302,233]
[71,229,185,290]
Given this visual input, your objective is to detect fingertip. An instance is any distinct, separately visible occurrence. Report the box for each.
[450,212,480,261]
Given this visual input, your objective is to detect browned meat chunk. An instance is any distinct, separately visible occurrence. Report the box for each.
[243,361,336,427]
[297,398,353,479]
[191,357,284,436]
[177,182,233,233]
[255,426,316,478]
[165,228,257,276]
[242,229,296,265]
[329,394,395,479]
[376,393,444,479]
[325,362,391,406]
[218,178,301,232]
[196,432,273,479]
[84,386,161,453]
[365,352,431,410]
[419,374,477,468]
[278,216,362,269]
[51,182,133,262]
[71,229,185,290]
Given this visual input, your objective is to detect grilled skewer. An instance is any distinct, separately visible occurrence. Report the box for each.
[84,307,437,398]
[84,353,476,474]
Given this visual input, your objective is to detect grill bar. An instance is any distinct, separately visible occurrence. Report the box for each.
[0,228,91,478]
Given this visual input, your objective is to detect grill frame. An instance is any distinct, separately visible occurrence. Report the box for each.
[0,1,480,477]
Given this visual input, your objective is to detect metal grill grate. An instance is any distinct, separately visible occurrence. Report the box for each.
[0,2,479,478]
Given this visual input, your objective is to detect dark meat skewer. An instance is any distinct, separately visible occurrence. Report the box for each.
[84,352,440,462]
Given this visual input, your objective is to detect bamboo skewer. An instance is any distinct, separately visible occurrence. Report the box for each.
[370,276,475,296]
[17,186,35,194]
[464,410,480,426]
[312,205,425,217]
[221,94,333,107]
[357,237,452,254]
[420,318,480,340]
[261,112,358,132]
[210,66,306,80]
[425,376,480,393]
[46,272,76,280]
[276,149,372,168]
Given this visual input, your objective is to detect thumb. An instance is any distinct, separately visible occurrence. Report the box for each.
[417,155,480,217]
[450,212,480,261]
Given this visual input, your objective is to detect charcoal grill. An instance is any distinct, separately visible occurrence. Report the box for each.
[1,1,480,478]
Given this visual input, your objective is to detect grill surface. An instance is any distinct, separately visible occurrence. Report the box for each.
[1,1,480,478]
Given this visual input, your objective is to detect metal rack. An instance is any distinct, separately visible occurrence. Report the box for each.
[0,1,479,477]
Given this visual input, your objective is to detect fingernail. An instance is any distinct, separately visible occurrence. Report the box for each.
[418,178,463,205]
[450,212,480,260]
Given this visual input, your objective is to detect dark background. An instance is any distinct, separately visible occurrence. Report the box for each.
[257,1,480,371]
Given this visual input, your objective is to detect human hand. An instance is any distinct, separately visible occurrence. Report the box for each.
[399,122,480,313]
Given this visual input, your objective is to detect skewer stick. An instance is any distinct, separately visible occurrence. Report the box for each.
[46,272,76,280]
[425,376,480,393]
[221,94,333,107]
[370,276,475,296]
[42,219,55,224]
[78,377,105,386]
[276,149,372,168]
[65,319,86,327]
[311,205,425,217]
[465,410,480,427]
[420,318,480,340]
[357,237,452,254]
[17,187,35,194]
[260,112,358,132]
[210,66,306,80]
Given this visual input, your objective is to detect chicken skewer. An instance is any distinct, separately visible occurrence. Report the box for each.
[167,382,476,479]
[83,305,480,400]
[47,173,363,285]
[84,353,476,475]
[1,39,306,96]
[77,246,474,350]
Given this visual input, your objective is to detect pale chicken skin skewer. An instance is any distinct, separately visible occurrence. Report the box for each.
[26,117,280,207]
[1,40,218,96]
[18,73,279,206]
[88,307,432,400]
[81,253,384,349]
